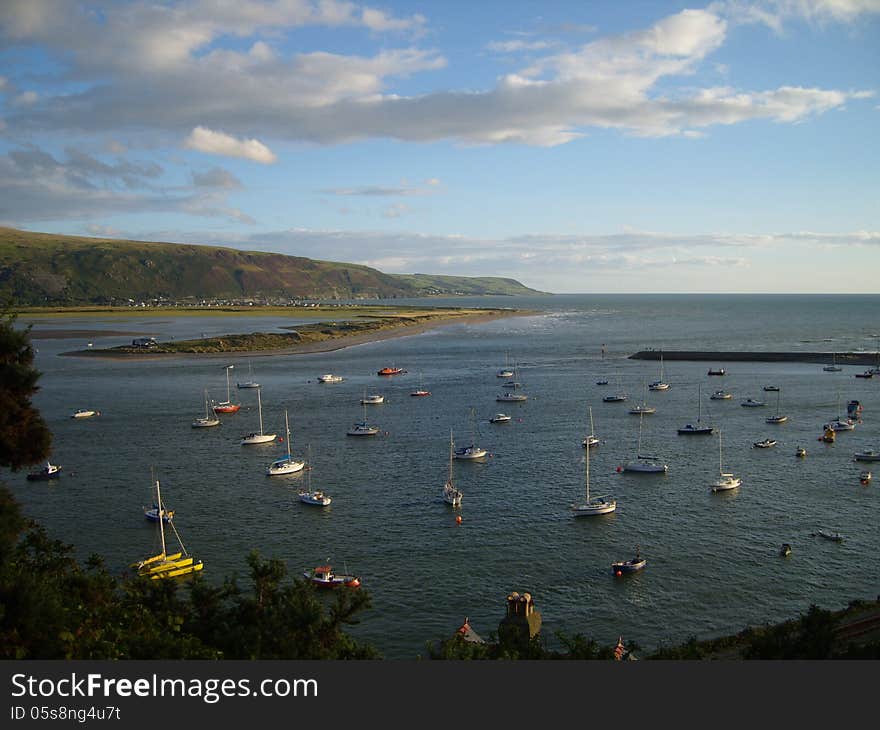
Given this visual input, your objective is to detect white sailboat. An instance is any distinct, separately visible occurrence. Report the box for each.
[240,387,277,445]
[765,388,788,424]
[823,353,842,372]
[711,430,741,492]
[347,400,380,436]
[629,382,656,415]
[678,384,713,434]
[623,412,668,473]
[266,409,305,475]
[648,352,670,390]
[496,351,514,379]
[442,430,463,507]
[582,406,599,448]
[603,373,627,402]
[299,446,332,506]
[454,408,487,460]
[192,389,220,428]
[571,414,616,516]
[827,390,855,431]
[236,361,260,389]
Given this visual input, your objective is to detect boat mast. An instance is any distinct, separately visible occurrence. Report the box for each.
[156,478,167,559]
[589,406,595,440]
[257,387,264,435]
[284,409,291,456]
[698,384,702,423]
[585,423,590,502]
[448,430,454,485]
[225,365,233,403]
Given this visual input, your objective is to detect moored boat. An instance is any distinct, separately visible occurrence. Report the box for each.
[753,438,777,448]
[26,461,62,481]
[489,413,511,423]
[71,408,99,419]
[707,368,725,376]
[303,565,360,588]
[854,450,880,462]
[377,366,406,376]
[318,374,344,383]
[612,547,646,575]
[710,390,732,400]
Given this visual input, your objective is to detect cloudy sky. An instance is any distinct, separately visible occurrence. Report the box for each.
[1,0,878,293]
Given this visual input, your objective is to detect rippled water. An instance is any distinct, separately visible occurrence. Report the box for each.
[9,294,880,658]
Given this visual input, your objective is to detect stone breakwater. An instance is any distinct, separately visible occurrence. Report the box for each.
[629,351,880,366]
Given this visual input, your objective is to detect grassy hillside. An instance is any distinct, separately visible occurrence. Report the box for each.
[0,228,543,305]
[393,273,547,296]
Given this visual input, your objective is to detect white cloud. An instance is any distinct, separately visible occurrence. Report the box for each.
[487,40,560,53]
[184,127,277,163]
[12,90,38,106]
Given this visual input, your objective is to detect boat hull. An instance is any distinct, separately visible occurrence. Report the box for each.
[241,433,277,445]
[612,559,646,574]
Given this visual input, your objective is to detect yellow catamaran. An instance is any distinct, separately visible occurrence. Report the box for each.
[132,478,203,579]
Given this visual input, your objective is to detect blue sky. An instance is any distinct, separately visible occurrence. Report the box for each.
[1,0,878,293]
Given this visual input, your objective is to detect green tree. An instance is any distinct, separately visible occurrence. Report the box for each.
[0,309,52,470]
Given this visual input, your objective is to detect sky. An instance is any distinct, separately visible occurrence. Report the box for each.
[0,0,878,294]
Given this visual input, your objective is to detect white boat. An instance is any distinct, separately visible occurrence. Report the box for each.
[828,391,855,431]
[71,408,99,419]
[501,361,523,389]
[26,461,62,481]
[582,406,599,448]
[853,450,880,462]
[678,385,713,435]
[823,353,842,372]
[496,351,514,379]
[813,529,844,543]
[266,410,305,475]
[765,388,788,424]
[753,438,777,448]
[497,391,527,402]
[741,398,767,407]
[240,387,277,445]
[710,390,732,400]
[361,392,385,405]
[410,372,431,397]
[796,446,807,458]
[318,374,344,383]
[629,382,656,415]
[454,408,487,460]
[298,447,331,506]
[711,430,741,492]
[236,361,260,389]
[442,431,463,507]
[347,401,379,436]
[571,413,616,516]
[648,352,670,391]
[192,389,221,428]
[490,413,511,423]
[623,412,668,473]
[860,470,872,484]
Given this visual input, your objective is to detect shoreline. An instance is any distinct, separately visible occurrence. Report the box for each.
[60,309,534,360]
[630,350,880,366]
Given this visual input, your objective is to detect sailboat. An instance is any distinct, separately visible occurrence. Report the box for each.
[582,406,599,448]
[240,387,277,445]
[442,430,463,507]
[266,410,305,475]
[571,415,616,516]
[502,361,523,389]
[299,446,331,506]
[454,408,487,460]
[648,352,670,390]
[236,361,260,389]
[827,390,855,431]
[410,372,431,397]
[678,384,713,434]
[823,353,842,372]
[347,400,380,436]
[497,351,514,378]
[212,365,241,414]
[192,389,220,428]
[603,373,627,402]
[623,412,668,473]
[132,477,203,579]
[765,388,788,424]
[711,430,741,492]
[629,382,656,415]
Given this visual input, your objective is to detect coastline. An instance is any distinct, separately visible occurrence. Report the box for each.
[60,308,534,360]
[630,350,880,366]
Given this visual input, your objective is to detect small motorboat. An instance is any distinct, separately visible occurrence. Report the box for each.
[144,503,174,523]
[612,547,647,575]
[707,368,725,376]
[753,438,777,448]
[710,390,732,400]
[860,471,872,484]
[317,374,344,383]
[454,444,488,460]
[299,490,332,506]
[26,461,62,481]
[596,379,609,385]
[360,394,385,405]
[796,446,807,458]
[602,393,627,403]
[490,413,512,423]
[71,409,99,419]
[763,385,780,392]
[853,450,880,462]
[628,404,656,415]
[741,398,767,407]
[820,426,836,443]
[780,543,792,557]
[813,530,844,543]
[303,565,360,588]
[855,370,874,379]
[497,392,528,402]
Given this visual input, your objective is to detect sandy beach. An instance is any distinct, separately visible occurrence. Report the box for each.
[61,308,533,360]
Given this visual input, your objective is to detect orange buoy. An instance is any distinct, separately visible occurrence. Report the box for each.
[616,466,622,472]
[456,515,462,524]
[615,570,622,576]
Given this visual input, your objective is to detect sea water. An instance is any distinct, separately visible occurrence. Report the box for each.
[8,294,880,658]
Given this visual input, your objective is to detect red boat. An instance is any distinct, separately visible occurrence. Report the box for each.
[410,390,431,397]
[303,565,361,588]
[212,402,241,414]
[377,367,406,376]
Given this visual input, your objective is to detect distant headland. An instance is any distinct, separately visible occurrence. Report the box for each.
[630,350,880,366]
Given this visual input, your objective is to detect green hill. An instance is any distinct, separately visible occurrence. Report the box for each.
[0,228,544,304]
